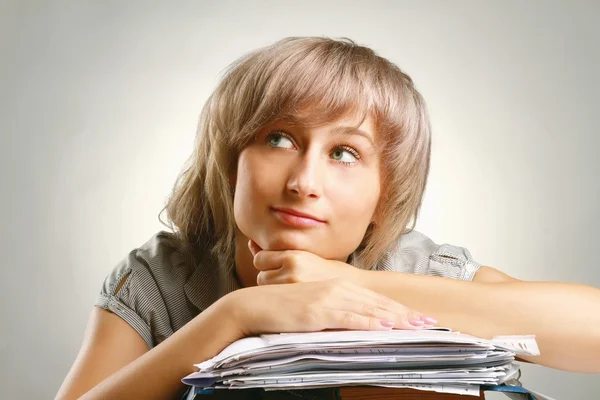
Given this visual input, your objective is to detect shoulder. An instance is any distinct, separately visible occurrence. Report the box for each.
[131,230,197,278]
[95,231,199,348]
[374,230,482,281]
[99,231,195,298]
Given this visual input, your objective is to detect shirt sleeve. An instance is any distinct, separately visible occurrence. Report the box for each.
[94,236,173,349]
[377,230,482,281]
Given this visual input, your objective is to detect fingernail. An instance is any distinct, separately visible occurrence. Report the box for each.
[408,318,425,326]
[423,317,437,325]
[380,320,395,328]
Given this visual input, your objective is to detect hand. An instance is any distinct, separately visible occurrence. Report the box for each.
[225,278,433,337]
[248,239,361,285]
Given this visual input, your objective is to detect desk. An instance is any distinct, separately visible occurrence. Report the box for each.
[190,386,485,399]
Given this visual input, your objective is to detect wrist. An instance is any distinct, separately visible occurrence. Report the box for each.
[183,290,249,366]
[220,288,253,338]
[349,265,372,288]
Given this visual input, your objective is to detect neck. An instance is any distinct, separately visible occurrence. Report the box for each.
[234,229,258,288]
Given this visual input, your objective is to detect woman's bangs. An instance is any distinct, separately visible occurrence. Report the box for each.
[265,58,374,129]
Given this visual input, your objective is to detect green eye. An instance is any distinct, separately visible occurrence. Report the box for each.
[267,132,294,149]
[331,148,358,164]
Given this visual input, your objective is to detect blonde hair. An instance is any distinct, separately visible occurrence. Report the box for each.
[160,36,432,271]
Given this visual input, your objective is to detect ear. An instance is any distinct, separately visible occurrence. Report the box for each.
[370,206,382,226]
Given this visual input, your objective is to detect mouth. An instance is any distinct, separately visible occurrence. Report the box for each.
[271,207,326,228]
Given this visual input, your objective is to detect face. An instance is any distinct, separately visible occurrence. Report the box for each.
[232,112,381,261]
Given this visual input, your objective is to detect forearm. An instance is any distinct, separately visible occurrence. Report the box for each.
[79,295,243,400]
[358,271,600,373]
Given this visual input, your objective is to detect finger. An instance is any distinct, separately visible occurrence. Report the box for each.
[419,314,438,325]
[248,239,262,257]
[335,284,428,330]
[344,302,410,329]
[256,269,288,286]
[324,310,396,331]
[320,287,399,323]
[253,249,290,271]
[318,285,419,330]
[341,297,424,330]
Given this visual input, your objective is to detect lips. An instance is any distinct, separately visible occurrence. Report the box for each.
[271,207,326,228]
[272,207,325,222]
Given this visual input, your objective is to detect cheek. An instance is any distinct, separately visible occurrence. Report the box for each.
[233,153,256,230]
[233,151,282,223]
[237,156,281,200]
[328,172,380,231]
[323,174,379,255]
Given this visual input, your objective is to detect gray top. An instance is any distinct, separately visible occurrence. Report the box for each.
[95,230,482,349]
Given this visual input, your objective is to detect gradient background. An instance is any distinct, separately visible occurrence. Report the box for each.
[1,1,598,398]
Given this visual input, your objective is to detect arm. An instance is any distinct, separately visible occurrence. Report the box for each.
[355,267,600,373]
[247,243,600,373]
[57,279,431,399]
[55,296,242,400]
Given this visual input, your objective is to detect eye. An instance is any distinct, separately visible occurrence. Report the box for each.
[266,131,294,149]
[331,146,360,165]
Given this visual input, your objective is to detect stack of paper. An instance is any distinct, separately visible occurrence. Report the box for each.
[182,328,539,397]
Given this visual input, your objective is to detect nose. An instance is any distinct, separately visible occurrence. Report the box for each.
[286,150,323,199]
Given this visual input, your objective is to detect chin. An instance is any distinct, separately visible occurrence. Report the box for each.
[262,231,316,252]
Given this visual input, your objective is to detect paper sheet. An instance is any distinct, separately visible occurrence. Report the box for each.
[183,328,538,397]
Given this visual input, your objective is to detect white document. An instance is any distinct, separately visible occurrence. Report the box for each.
[183,328,538,397]
[195,328,538,370]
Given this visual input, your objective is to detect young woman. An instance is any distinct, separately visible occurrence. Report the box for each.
[56,36,600,400]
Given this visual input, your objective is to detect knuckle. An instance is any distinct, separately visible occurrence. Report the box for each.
[323,281,339,296]
[369,317,380,330]
[362,304,377,317]
[284,261,297,274]
[313,292,329,306]
[300,309,318,327]
[286,252,302,267]
[342,312,357,326]
[286,262,303,279]
[373,297,389,310]
[379,296,403,312]
[253,253,264,268]
[256,272,265,285]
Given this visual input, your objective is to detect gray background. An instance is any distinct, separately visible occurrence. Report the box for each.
[1,1,598,398]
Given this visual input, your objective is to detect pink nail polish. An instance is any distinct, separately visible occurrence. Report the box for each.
[380,320,395,328]
[408,318,425,326]
[424,317,437,325]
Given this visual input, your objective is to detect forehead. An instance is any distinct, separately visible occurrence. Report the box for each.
[271,111,377,137]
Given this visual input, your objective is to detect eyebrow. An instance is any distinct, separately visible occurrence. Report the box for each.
[330,126,375,146]
[273,117,376,147]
